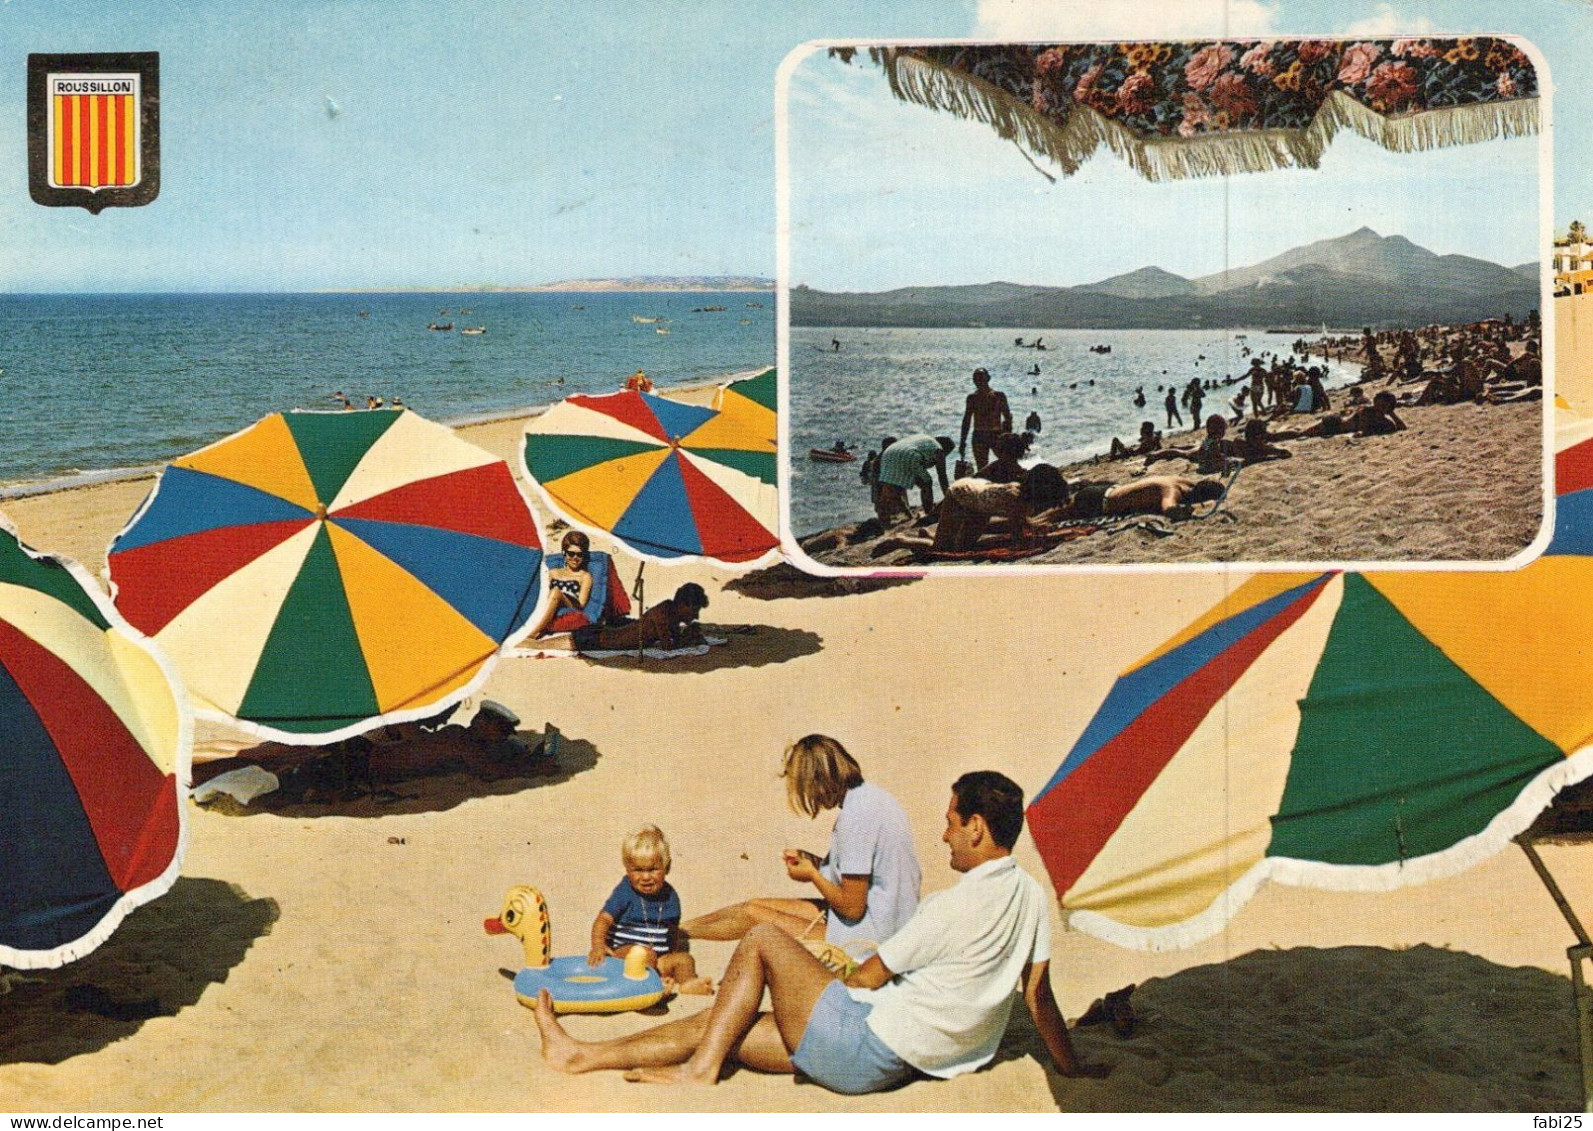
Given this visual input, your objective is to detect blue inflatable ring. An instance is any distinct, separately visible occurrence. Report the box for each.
[512,955,666,1014]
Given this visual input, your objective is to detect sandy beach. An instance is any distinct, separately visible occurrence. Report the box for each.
[0,398,1587,1114]
[808,397,1546,569]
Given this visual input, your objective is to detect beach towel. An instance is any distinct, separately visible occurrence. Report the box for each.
[918,524,1102,561]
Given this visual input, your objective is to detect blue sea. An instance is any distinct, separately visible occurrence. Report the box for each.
[788,326,1362,536]
[0,291,774,491]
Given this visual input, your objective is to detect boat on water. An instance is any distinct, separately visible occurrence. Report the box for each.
[428,322,454,331]
[692,305,727,312]
[656,327,670,334]
[461,326,486,335]
[808,446,855,464]
[632,315,660,324]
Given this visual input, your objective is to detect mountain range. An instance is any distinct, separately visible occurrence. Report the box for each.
[790,228,1538,330]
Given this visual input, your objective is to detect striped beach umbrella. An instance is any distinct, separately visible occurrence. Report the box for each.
[1029,428,1586,950]
[107,409,545,742]
[0,518,189,968]
[521,379,778,564]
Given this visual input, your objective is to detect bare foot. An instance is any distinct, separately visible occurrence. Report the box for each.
[623,1063,718,1086]
[676,976,715,996]
[533,988,587,1074]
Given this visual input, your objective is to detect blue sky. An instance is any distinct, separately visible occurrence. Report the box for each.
[1,0,1586,291]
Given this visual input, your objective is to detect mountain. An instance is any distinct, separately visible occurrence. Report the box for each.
[790,229,1537,330]
[1512,261,1540,280]
[1074,266,1197,299]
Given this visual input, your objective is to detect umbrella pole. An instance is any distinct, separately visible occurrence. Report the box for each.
[1516,837,1593,1111]
[632,561,646,668]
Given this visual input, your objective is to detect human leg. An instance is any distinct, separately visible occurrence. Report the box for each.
[681,898,824,942]
[535,988,709,1074]
[626,924,836,1085]
[660,950,714,995]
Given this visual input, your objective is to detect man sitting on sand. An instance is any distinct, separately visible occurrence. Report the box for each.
[1108,421,1161,460]
[532,771,1105,1093]
[1142,415,1236,475]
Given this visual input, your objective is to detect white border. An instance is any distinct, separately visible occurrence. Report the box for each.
[775,35,1557,581]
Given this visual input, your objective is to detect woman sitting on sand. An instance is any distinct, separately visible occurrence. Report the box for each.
[681,735,920,963]
[528,530,595,638]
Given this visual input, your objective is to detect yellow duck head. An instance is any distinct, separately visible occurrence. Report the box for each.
[484,885,552,969]
[483,884,653,980]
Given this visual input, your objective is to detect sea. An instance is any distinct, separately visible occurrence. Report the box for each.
[788,326,1362,536]
[0,291,774,493]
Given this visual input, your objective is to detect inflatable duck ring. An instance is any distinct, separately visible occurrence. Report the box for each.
[484,885,666,1014]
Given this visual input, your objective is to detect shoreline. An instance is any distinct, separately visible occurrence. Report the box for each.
[0,370,764,503]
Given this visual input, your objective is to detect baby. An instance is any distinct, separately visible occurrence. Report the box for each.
[588,825,713,995]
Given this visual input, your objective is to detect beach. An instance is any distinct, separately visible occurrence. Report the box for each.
[807,397,1546,569]
[0,405,1585,1113]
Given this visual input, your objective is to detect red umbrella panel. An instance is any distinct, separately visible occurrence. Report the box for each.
[0,516,191,968]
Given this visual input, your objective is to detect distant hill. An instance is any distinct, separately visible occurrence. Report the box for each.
[524,275,772,292]
[1512,262,1540,280]
[1074,266,1198,300]
[791,229,1536,329]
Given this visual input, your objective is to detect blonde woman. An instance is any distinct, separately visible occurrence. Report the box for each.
[681,735,920,956]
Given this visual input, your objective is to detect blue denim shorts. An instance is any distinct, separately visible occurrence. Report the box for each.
[791,981,917,1095]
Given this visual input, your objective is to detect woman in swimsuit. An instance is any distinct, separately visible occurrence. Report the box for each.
[529,530,596,638]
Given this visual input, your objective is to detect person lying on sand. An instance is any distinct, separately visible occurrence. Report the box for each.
[872,464,1073,557]
[539,583,709,652]
[1276,391,1406,439]
[1064,474,1227,522]
[533,771,1108,1093]
[590,825,714,996]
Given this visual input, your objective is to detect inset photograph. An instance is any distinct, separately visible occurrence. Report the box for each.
[782,39,1548,568]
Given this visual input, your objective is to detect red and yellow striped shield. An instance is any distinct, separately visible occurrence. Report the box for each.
[49,73,141,189]
[28,53,160,213]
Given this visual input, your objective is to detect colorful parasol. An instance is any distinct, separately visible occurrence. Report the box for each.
[0,518,189,968]
[520,376,778,564]
[853,38,1538,182]
[1029,428,1584,950]
[107,409,544,742]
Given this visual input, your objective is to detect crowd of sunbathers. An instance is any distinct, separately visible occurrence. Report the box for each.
[857,428,1229,560]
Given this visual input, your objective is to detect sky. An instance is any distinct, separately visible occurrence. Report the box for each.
[1,0,1589,291]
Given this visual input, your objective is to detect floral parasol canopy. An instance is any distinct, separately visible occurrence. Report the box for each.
[846,38,1538,182]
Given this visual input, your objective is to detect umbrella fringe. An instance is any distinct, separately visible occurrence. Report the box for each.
[880,50,1538,183]
[1061,744,1593,952]
[0,843,185,971]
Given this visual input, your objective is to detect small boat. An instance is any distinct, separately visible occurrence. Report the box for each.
[428,322,454,331]
[655,327,670,334]
[692,305,727,313]
[461,326,486,335]
[808,447,856,463]
[632,315,660,324]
